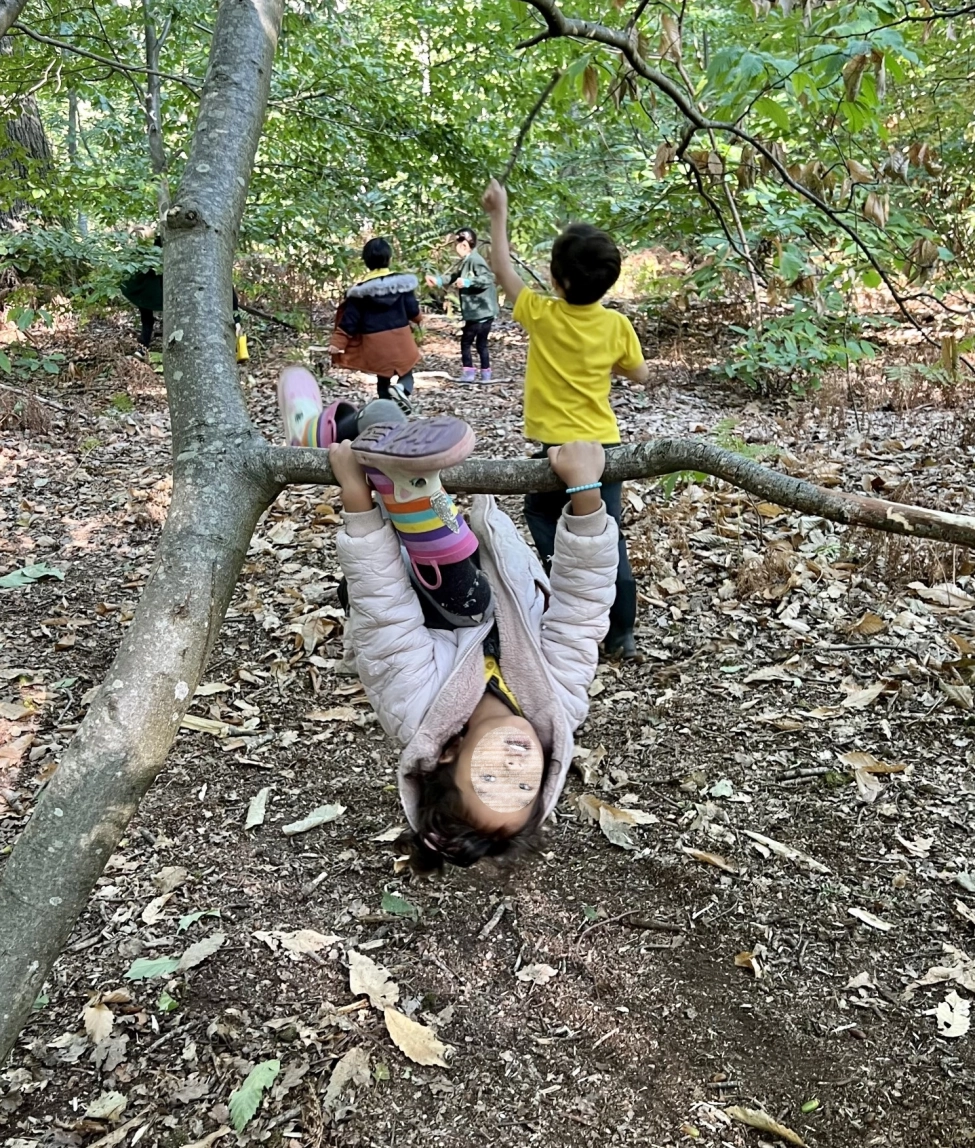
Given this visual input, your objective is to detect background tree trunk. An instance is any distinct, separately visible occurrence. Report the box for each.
[0,34,53,227]
[0,0,286,1067]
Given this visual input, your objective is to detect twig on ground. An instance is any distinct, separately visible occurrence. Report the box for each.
[238,301,301,330]
[578,909,683,940]
[0,380,70,411]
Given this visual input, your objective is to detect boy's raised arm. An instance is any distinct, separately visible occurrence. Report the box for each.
[482,179,524,305]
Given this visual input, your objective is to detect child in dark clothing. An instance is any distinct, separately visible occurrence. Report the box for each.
[120,234,245,358]
[426,228,500,383]
[330,238,423,410]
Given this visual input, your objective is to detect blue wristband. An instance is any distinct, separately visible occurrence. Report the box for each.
[565,482,602,494]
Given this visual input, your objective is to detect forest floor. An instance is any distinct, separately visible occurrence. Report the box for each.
[2,301,975,1148]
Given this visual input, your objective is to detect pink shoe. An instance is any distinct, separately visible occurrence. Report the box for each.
[277,364,322,446]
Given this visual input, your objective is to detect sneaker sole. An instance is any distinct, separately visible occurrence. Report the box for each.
[351,415,475,473]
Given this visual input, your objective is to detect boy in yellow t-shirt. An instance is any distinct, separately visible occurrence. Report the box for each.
[482,178,649,659]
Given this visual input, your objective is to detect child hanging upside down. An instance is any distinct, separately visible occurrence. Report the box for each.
[277,364,619,871]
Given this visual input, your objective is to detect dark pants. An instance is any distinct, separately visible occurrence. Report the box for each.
[138,308,155,348]
[377,369,414,398]
[524,451,636,649]
[460,318,493,369]
[136,288,241,348]
[338,551,491,632]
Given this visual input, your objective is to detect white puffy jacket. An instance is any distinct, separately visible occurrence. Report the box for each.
[335,495,619,828]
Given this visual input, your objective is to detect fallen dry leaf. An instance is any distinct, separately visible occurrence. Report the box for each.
[282,803,346,835]
[383,1007,449,1067]
[933,990,971,1038]
[909,581,975,608]
[852,611,886,636]
[954,899,975,928]
[322,1046,371,1115]
[177,931,226,971]
[848,907,893,932]
[141,892,173,925]
[182,1128,231,1148]
[83,1002,114,1045]
[734,947,765,979]
[838,751,905,775]
[841,681,887,709]
[516,963,559,986]
[741,829,829,873]
[348,949,399,1009]
[725,1105,805,1146]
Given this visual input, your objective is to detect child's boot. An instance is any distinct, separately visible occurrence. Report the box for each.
[459,366,477,384]
[478,368,492,384]
[278,364,358,447]
[350,417,489,616]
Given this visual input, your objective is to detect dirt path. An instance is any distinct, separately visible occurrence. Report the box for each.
[2,309,975,1148]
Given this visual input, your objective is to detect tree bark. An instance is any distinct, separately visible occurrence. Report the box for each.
[0,34,53,227]
[142,0,170,217]
[0,0,27,40]
[0,0,285,1067]
[266,439,975,550]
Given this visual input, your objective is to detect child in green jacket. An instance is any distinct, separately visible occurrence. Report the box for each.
[426,228,500,383]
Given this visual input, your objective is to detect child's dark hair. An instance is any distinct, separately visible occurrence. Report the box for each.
[456,227,477,248]
[399,749,545,874]
[362,237,392,270]
[550,223,622,305]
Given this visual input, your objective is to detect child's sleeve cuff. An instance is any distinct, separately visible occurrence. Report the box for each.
[342,507,385,537]
[561,503,609,537]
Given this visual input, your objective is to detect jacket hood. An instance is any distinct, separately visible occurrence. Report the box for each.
[346,272,418,299]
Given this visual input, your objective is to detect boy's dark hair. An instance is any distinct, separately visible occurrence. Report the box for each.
[362,237,392,270]
[456,227,477,248]
[550,223,622,305]
[399,747,545,874]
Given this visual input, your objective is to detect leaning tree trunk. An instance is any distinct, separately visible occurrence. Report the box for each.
[0,0,28,41]
[0,0,286,1064]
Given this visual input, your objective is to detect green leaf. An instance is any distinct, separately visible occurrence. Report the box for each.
[801,1098,820,1113]
[582,904,600,921]
[157,989,180,1012]
[32,992,50,1010]
[125,956,181,981]
[229,1059,281,1132]
[0,351,10,374]
[753,96,790,133]
[862,269,882,289]
[0,562,65,589]
[177,908,221,933]
[381,891,419,919]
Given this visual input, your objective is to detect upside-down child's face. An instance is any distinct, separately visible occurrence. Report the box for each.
[451,714,544,833]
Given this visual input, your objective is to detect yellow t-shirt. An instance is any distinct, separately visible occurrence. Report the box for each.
[513,289,644,444]
[484,654,522,716]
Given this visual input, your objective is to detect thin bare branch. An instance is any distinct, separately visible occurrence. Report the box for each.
[500,67,562,184]
[11,22,200,95]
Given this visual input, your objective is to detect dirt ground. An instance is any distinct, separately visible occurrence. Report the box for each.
[2,302,975,1148]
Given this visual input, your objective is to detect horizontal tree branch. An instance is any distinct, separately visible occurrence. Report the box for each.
[262,440,975,550]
